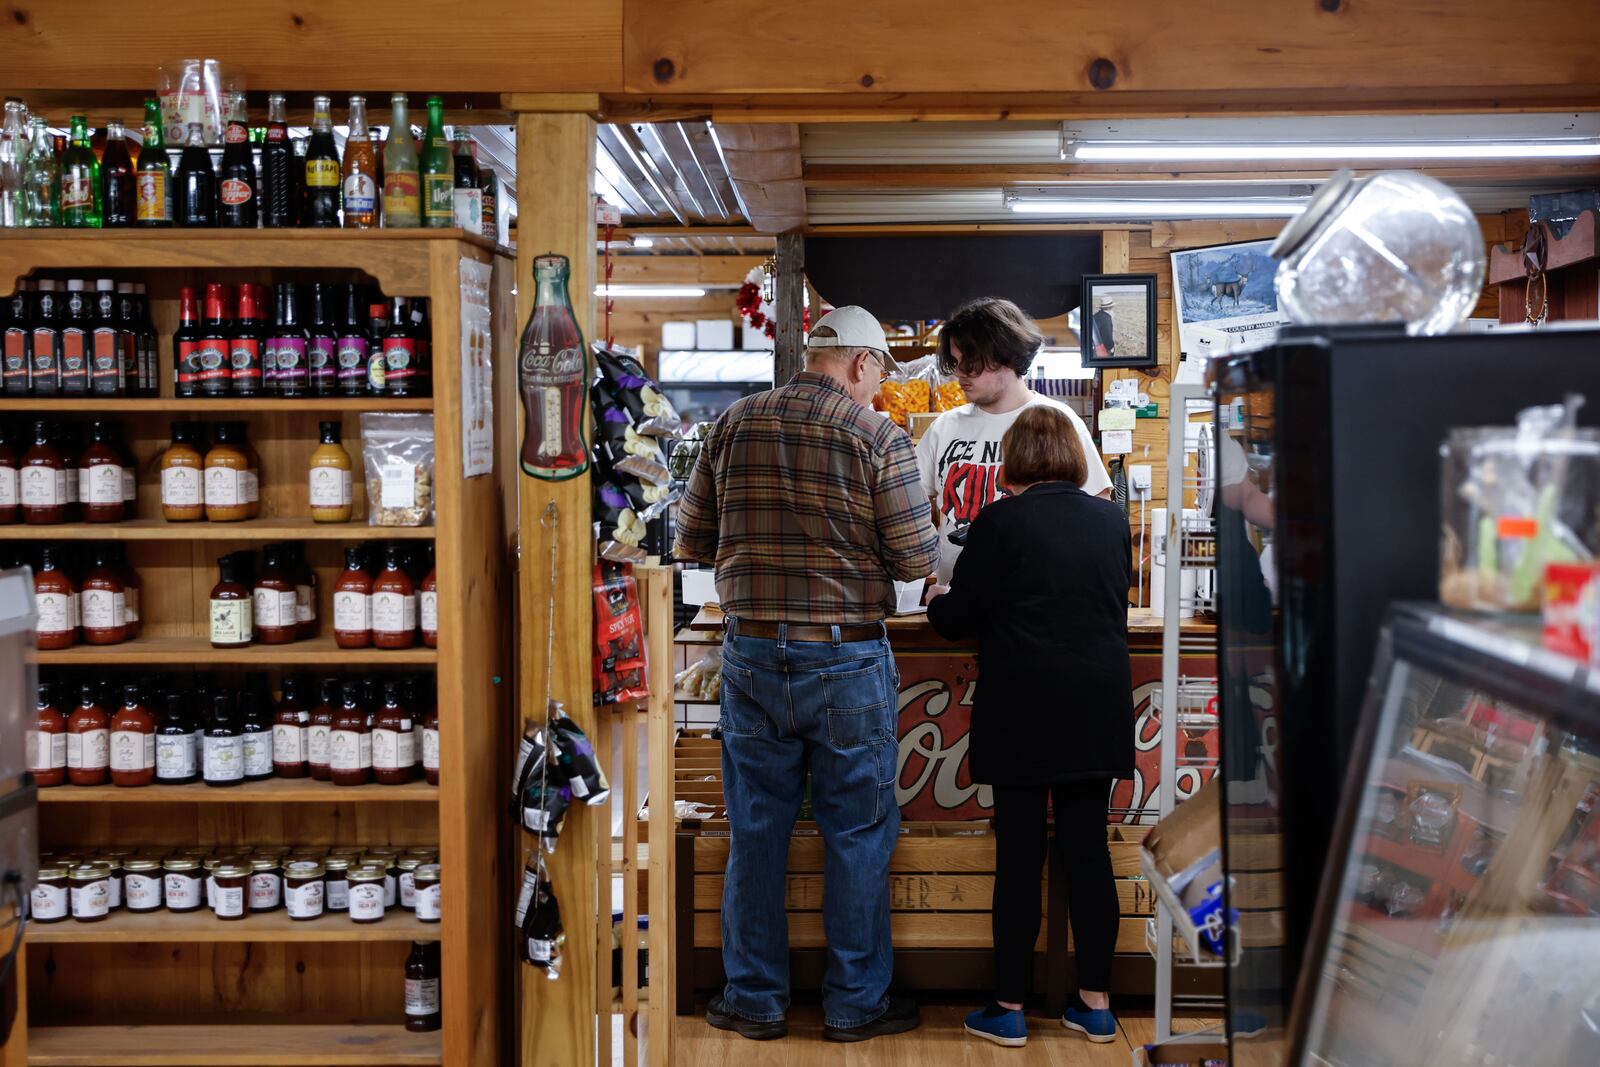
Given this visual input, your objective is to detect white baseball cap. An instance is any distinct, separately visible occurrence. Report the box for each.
[806,305,891,357]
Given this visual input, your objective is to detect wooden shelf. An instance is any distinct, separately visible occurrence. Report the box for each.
[27,907,442,944]
[0,397,433,413]
[38,777,438,804]
[36,635,437,666]
[0,517,435,541]
[27,1023,442,1065]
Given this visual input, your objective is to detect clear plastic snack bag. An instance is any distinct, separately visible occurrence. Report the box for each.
[158,59,227,146]
[361,413,435,526]
[594,342,683,437]
[877,354,937,426]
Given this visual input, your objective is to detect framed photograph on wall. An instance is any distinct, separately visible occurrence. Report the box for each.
[1080,273,1159,370]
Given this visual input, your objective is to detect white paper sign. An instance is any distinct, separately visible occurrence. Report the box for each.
[1102,429,1133,455]
[459,257,495,479]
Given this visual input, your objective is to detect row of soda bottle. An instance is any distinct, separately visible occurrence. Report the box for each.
[0,93,497,236]
[0,278,430,398]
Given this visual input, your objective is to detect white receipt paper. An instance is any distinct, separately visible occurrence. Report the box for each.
[1102,429,1133,455]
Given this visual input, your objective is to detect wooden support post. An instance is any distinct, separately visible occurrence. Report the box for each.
[643,565,676,1067]
[516,108,599,1067]
[774,232,805,386]
[1102,229,1131,274]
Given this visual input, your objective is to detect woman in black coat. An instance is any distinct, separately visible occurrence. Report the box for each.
[926,403,1133,1048]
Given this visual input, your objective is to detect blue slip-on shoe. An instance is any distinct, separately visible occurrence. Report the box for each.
[1061,998,1117,1043]
[963,1005,1028,1048]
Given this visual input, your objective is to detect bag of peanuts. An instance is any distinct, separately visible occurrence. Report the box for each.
[360,413,436,526]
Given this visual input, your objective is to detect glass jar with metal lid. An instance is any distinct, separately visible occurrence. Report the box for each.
[32,864,70,923]
[204,855,242,910]
[69,862,113,922]
[123,858,163,913]
[363,853,398,908]
[211,862,250,920]
[248,856,283,912]
[162,857,204,913]
[413,863,440,923]
[284,860,326,920]
[397,856,422,910]
[323,855,353,911]
[347,863,387,923]
[93,854,125,911]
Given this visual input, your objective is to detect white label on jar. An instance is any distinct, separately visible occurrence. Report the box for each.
[156,733,196,780]
[242,729,273,777]
[203,735,244,781]
[372,591,416,634]
[161,465,200,507]
[415,881,441,921]
[125,585,140,624]
[373,728,415,771]
[19,466,61,507]
[204,466,243,507]
[308,466,352,508]
[399,871,417,908]
[383,872,397,908]
[31,881,68,920]
[68,591,79,629]
[213,884,244,917]
[249,872,281,909]
[421,591,438,634]
[70,878,110,918]
[333,590,370,633]
[286,879,325,918]
[61,467,73,504]
[348,882,385,921]
[295,584,314,625]
[0,464,16,508]
[405,977,440,1016]
[110,729,153,772]
[35,591,71,636]
[83,463,123,504]
[307,723,331,766]
[125,873,161,910]
[67,729,109,770]
[379,459,416,508]
[106,874,122,909]
[273,723,305,765]
[329,729,371,771]
[27,729,65,772]
[242,469,259,504]
[164,873,202,909]
[422,727,439,773]
[81,588,125,631]
[209,599,252,645]
[326,875,349,911]
[252,588,298,629]
[121,464,136,503]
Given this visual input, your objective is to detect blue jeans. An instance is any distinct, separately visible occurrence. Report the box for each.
[717,619,901,1029]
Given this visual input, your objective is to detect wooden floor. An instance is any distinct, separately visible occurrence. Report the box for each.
[669,1005,1222,1065]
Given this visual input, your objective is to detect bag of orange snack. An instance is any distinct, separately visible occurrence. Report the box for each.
[877,355,936,427]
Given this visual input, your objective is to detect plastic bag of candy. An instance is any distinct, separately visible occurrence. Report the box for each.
[548,708,612,804]
[594,341,683,437]
[591,378,674,486]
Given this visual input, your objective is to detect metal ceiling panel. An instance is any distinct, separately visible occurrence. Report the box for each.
[802,122,1062,165]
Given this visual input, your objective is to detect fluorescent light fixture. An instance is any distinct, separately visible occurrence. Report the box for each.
[632,237,655,248]
[1070,142,1600,162]
[595,285,707,298]
[1006,196,1305,219]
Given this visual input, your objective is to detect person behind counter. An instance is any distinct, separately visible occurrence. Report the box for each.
[924,403,1134,1049]
[916,296,1111,585]
[675,305,940,1044]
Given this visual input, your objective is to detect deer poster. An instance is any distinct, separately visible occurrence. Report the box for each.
[1170,239,1289,364]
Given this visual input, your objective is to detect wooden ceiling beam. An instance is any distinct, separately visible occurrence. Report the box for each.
[606,255,766,285]
[803,162,1600,189]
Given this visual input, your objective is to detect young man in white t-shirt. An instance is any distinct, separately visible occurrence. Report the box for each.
[916,297,1113,587]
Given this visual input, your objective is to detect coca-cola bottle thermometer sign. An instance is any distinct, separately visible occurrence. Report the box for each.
[518,254,590,480]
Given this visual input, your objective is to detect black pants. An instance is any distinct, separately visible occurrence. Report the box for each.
[990,778,1118,1003]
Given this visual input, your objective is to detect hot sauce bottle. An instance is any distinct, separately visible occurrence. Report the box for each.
[272,675,309,779]
[160,422,204,521]
[196,283,232,397]
[59,279,91,395]
[34,546,78,650]
[307,283,338,396]
[80,545,128,645]
[172,285,201,397]
[382,296,418,396]
[230,282,266,397]
[30,280,63,396]
[209,553,253,648]
[372,679,415,785]
[21,418,67,525]
[372,544,417,649]
[419,552,437,648]
[202,692,244,788]
[67,681,110,787]
[241,683,275,782]
[0,425,18,524]
[252,544,299,644]
[80,420,126,523]
[307,677,338,781]
[109,542,141,639]
[155,691,198,785]
[421,696,439,787]
[330,680,372,786]
[30,680,67,787]
[109,684,155,788]
[285,541,317,639]
[333,547,373,648]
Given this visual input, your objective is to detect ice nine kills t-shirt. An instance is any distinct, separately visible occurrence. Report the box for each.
[915,392,1112,582]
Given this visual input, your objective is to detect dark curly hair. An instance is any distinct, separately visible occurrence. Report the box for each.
[936,297,1044,378]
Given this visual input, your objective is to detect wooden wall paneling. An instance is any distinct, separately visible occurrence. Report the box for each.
[607,256,765,286]
[515,107,600,1067]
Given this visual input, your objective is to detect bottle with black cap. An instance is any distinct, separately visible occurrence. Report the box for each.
[240,678,275,782]
[155,691,197,785]
[202,692,244,788]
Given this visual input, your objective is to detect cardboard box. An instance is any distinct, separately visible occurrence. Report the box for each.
[661,321,696,350]
[680,569,720,607]
[696,319,735,351]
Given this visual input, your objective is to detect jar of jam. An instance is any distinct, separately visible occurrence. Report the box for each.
[372,681,415,785]
[159,422,204,522]
[323,855,353,912]
[32,864,70,923]
[284,860,326,920]
[397,856,421,910]
[273,675,309,778]
[96,856,125,910]
[372,544,416,649]
[67,681,109,786]
[413,863,441,923]
[248,857,282,912]
[34,547,77,650]
[0,426,17,525]
[78,420,126,523]
[163,857,204,912]
[123,858,163,913]
[204,422,251,522]
[29,680,67,787]
[80,547,128,645]
[333,547,372,648]
[363,853,399,908]
[330,681,371,786]
[209,553,253,648]
[252,544,299,644]
[347,864,386,923]
[307,678,338,781]
[20,419,67,525]
[109,683,155,787]
[211,862,249,920]
[110,542,141,640]
[419,559,437,648]
[70,862,113,922]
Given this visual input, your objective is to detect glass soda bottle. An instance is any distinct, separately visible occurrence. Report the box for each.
[59,115,102,228]
[0,99,26,227]
[175,122,216,227]
[302,96,341,228]
[381,94,420,228]
[342,96,378,229]
[420,97,453,229]
[451,130,481,235]
[218,90,258,228]
[22,117,59,227]
[261,93,296,228]
[100,120,135,227]
[135,99,171,227]
[518,255,590,480]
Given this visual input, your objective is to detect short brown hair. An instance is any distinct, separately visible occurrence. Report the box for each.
[1001,404,1088,488]
[937,297,1044,378]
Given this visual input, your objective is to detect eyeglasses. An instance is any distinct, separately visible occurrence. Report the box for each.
[865,350,891,384]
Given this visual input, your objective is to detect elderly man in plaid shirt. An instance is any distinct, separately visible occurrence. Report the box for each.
[677,305,938,1044]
